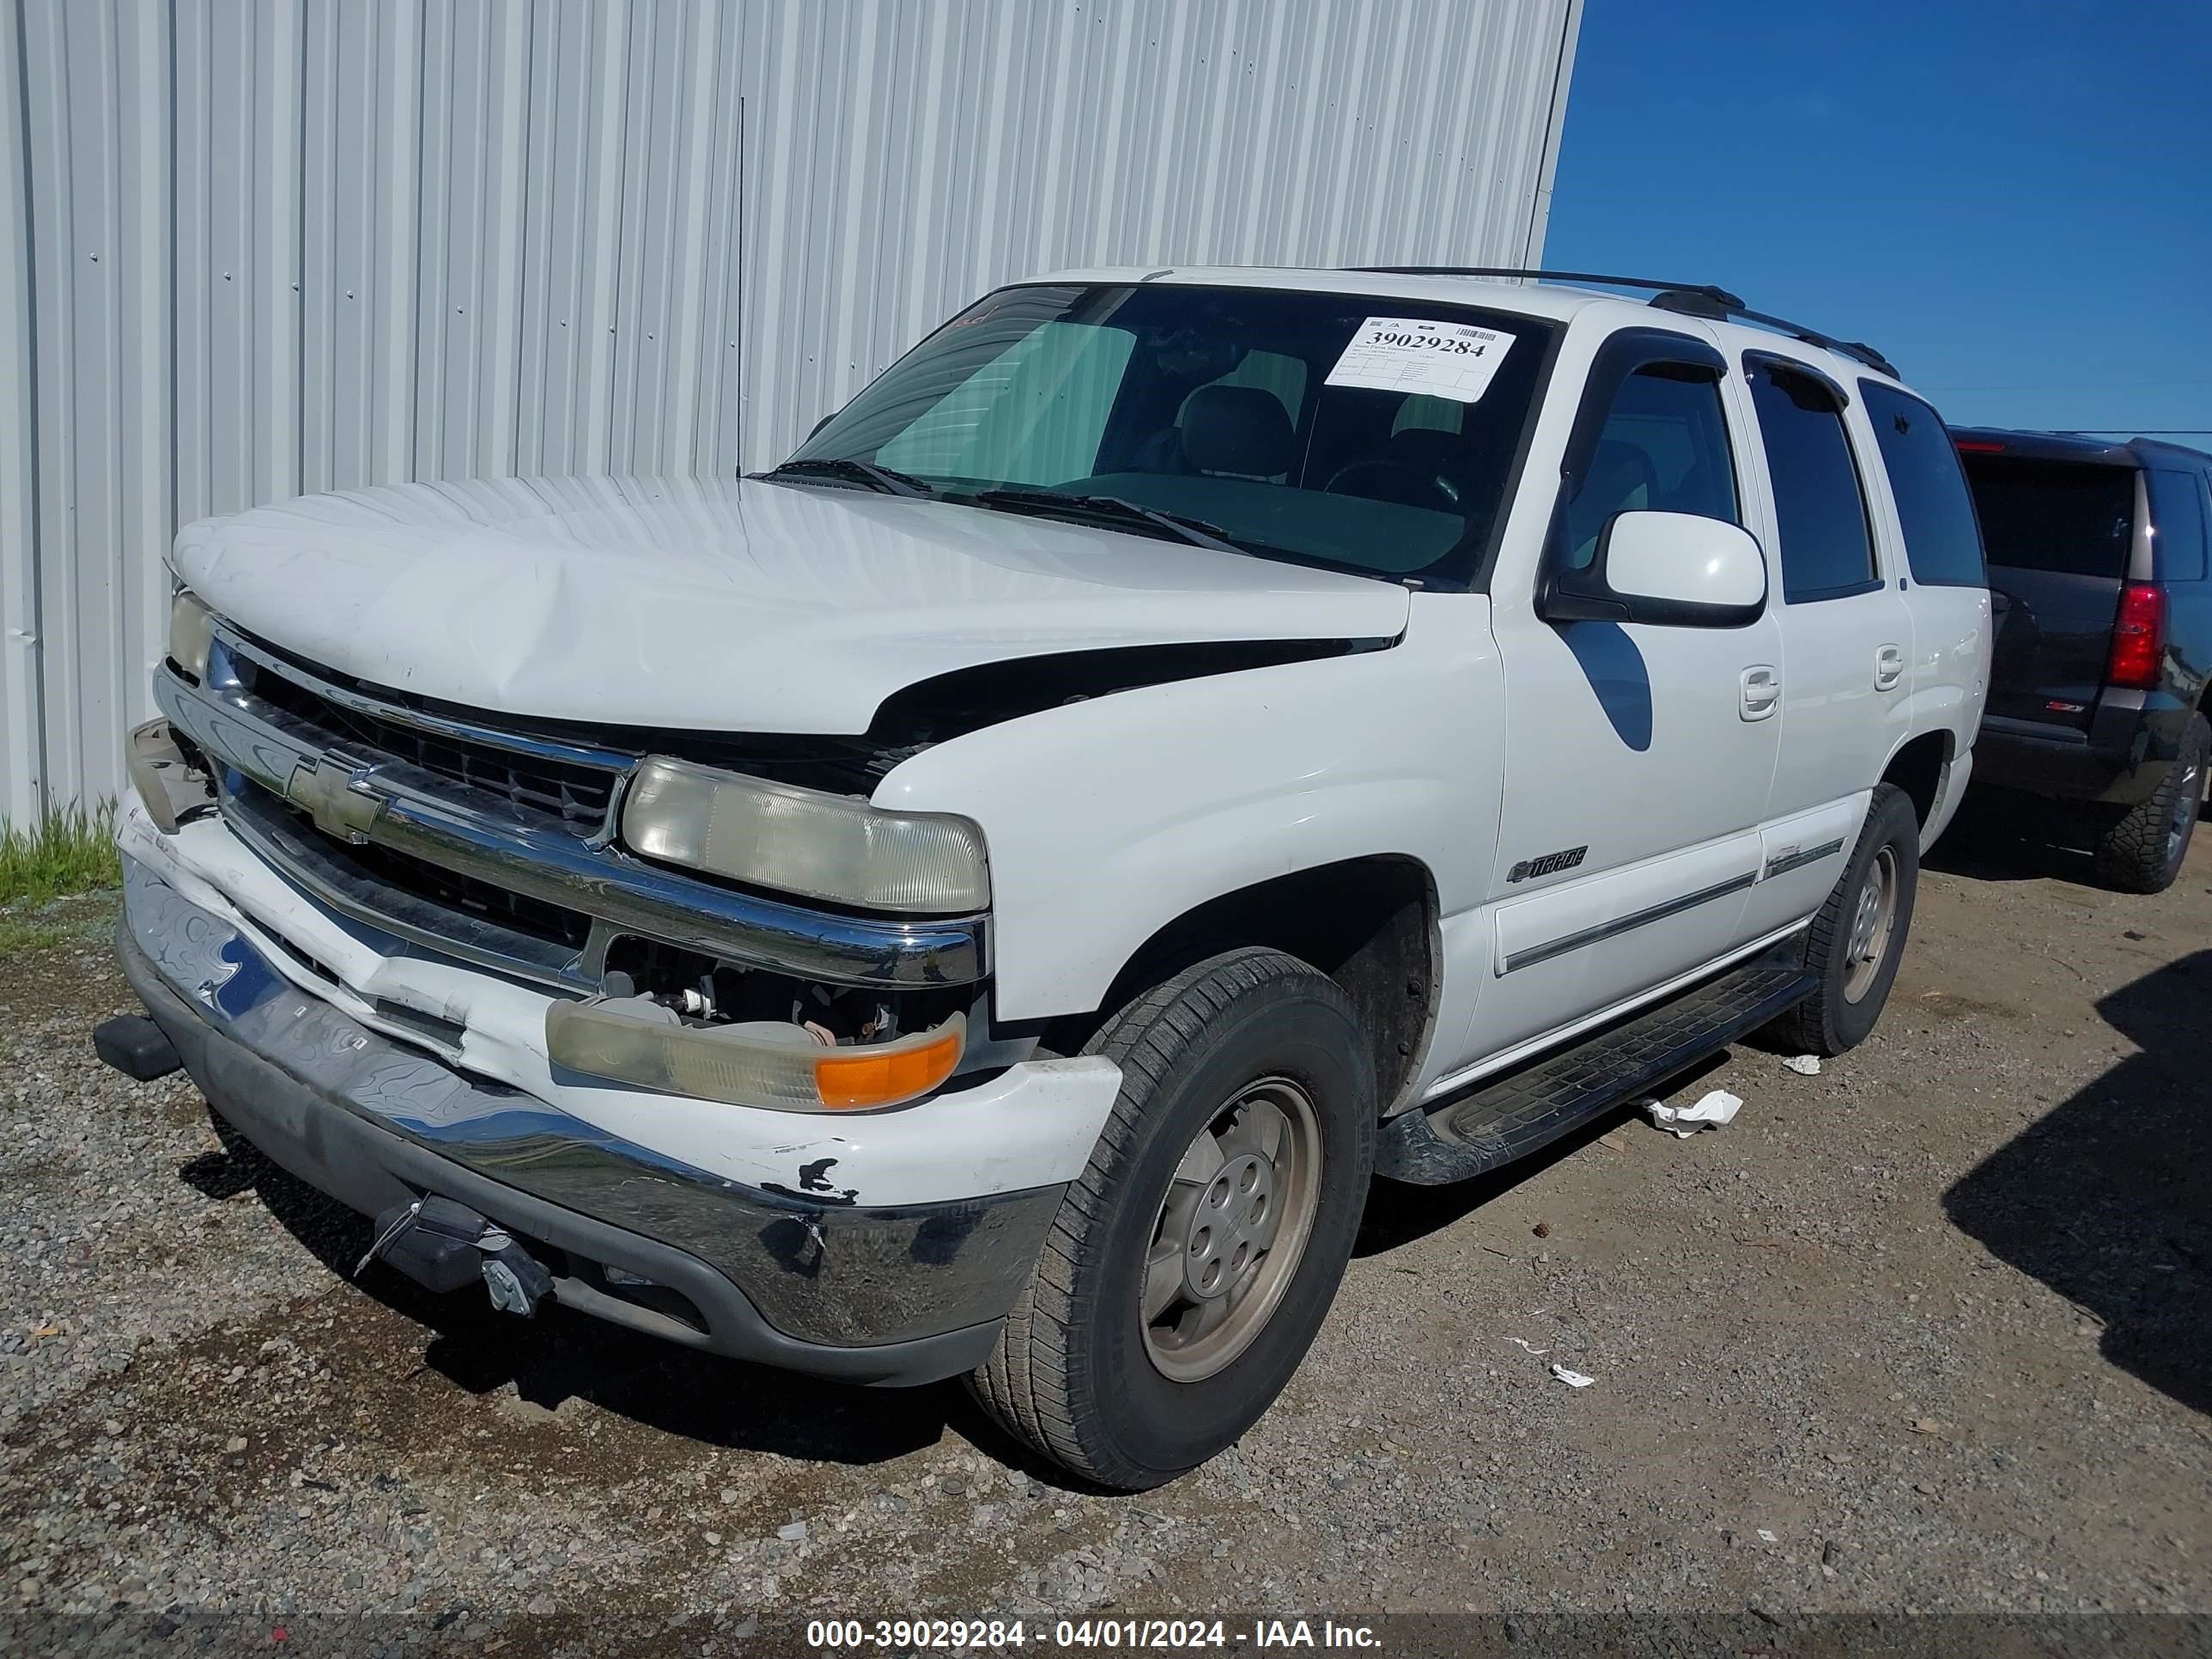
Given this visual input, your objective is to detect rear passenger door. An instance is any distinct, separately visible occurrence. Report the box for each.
[1735,353,1914,939]
[1856,381,1990,767]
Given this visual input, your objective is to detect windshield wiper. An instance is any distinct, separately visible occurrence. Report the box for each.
[755,457,937,498]
[964,488,1244,553]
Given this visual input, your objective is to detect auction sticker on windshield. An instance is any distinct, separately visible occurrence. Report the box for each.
[1324,315,1514,404]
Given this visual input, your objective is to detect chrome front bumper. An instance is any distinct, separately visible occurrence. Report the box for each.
[155,631,985,993]
[118,861,1061,1382]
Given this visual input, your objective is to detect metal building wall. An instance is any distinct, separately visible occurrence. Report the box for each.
[0,0,1580,821]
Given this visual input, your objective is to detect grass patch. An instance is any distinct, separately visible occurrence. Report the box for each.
[0,800,122,905]
[0,889,120,955]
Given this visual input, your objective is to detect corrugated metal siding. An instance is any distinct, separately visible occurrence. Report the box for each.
[0,0,1577,819]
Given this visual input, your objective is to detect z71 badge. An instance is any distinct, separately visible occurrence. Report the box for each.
[1508,845,1588,884]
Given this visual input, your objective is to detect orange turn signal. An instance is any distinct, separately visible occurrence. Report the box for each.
[815,1018,966,1110]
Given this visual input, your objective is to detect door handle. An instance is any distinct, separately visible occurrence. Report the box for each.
[1875,644,1905,691]
[1740,664,1780,722]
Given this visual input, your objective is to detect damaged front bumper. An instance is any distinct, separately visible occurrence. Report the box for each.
[112,817,1121,1385]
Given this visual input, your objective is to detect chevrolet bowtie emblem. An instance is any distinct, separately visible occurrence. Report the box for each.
[286,753,385,844]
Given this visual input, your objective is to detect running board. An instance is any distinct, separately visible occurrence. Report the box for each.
[1376,950,1815,1185]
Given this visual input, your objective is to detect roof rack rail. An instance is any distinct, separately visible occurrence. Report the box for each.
[1353,266,1745,308]
[1349,265,1900,381]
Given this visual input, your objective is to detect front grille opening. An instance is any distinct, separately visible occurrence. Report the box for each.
[245,661,619,830]
[344,838,593,951]
[261,928,343,989]
[372,999,468,1053]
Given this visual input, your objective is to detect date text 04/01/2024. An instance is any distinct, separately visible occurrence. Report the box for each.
[805,1617,1382,1649]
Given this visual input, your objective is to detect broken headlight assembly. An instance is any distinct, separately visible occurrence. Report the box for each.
[618,754,990,913]
[547,937,974,1113]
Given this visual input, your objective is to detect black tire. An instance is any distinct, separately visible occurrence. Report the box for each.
[2091,713,2209,895]
[1766,781,1920,1057]
[967,947,1376,1490]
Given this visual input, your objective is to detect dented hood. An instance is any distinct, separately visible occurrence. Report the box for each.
[172,475,1410,733]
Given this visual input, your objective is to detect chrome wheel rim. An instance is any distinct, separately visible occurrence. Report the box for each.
[2166,754,2204,866]
[1140,1078,1322,1383]
[1843,846,1899,1004]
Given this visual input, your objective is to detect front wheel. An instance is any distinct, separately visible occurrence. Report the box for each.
[1765,781,1921,1057]
[967,948,1376,1490]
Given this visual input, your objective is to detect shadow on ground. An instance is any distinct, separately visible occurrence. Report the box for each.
[1931,787,2212,891]
[1943,949,2212,1414]
[179,1110,955,1470]
[1926,792,2108,887]
[1354,1051,1730,1256]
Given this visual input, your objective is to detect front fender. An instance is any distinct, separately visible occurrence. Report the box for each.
[874,599,1504,1023]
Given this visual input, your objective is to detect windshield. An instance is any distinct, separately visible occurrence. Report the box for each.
[787,283,1558,586]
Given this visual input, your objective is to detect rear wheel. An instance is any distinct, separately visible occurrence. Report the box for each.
[967,948,1375,1490]
[1766,781,1920,1057]
[2092,713,2209,895]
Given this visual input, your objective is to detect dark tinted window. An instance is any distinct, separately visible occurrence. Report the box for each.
[796,283,1557,586]
[1747,361,1877,601]
[1560,366,1738,568]
[1960,455,2135,578]
[1859,383,1985,586]
[2146,467,2208,582]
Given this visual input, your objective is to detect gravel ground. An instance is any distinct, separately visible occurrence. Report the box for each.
[1,818,2206,1653]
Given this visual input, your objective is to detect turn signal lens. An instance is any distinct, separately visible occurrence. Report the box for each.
[814,1022,966,1110]
[546,998,966,1114]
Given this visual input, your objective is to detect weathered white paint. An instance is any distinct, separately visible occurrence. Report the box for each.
[169,471,1413,735]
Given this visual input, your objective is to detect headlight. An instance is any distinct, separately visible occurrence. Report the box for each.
[167,590,216,683]
[546,1000,965,1112]
[622,756,989,913]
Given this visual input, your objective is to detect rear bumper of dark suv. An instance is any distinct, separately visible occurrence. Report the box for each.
[1972,694,2197,808]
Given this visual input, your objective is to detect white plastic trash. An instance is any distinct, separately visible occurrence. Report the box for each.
[1644,1089,1743,1139]
[1782,1054,1821,1076]
[1550,1364,1595,1389]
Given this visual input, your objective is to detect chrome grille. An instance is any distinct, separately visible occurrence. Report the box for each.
[241,658,620,832]
[157,636,989,992]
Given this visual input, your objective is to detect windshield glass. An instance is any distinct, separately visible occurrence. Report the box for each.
[787,283,1558,586]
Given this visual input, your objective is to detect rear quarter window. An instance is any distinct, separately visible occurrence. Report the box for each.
[2145,467,2209,582]
[1858,382,1985,586]
[1960,454,2136,579]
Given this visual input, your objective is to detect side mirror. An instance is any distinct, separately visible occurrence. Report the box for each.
[807,412,836,441]
[1540,510,1768,629]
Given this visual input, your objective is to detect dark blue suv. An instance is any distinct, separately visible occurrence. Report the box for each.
[1954,428,2212,892]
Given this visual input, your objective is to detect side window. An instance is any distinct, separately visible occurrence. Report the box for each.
[1747,360,1879,602]
[1561,365,1739,568]
[878,321,1136,486]
[2146,468,2209,582]
[1857,381,1986,586]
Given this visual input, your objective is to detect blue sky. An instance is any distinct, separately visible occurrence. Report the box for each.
[1545,1,2212,441]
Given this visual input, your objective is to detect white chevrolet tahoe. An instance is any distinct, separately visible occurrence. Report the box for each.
[100,268,1991,1490]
